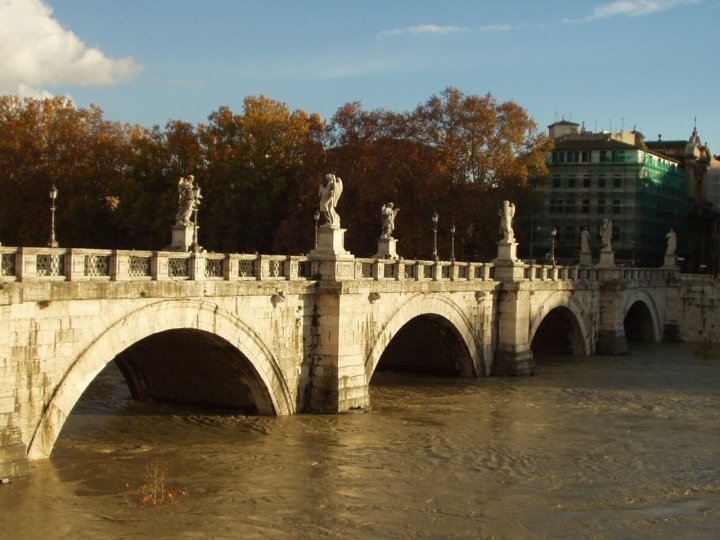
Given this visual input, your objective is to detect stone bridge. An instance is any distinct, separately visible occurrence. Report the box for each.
[0,244,716,478]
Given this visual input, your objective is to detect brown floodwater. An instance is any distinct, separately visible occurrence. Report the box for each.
[1,342,720,539]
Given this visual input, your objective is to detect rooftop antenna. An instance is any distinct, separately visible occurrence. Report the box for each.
[594,120,598,132]
[609,118,613,133]
[555,111,558,122]
[621,117,625,131]
[569,112,572,121]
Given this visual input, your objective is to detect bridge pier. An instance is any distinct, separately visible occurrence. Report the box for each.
[596,282,629,355]
[492,261,536,376]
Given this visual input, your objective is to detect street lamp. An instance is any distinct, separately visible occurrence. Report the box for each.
[550,227,557,266]
[631,240,636,266]
[450,224,456,262]
[313,208,320,249]
[48,185,59,248]
[432,211,439,261]
[190,184,202,252]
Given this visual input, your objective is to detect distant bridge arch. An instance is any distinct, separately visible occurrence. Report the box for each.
[529,291,593,356]
[28,299,294,459]
[620,288,662,342]
[364,293,487,383]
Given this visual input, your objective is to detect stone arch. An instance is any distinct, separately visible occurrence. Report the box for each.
[364,294,486,383]
[529,291,592,356]
[620,289,661,342]
[28,300,293,460]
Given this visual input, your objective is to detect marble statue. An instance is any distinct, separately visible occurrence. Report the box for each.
[381,203,399,239]
[319,174,343,228]
[581,227,591,252]
[666,229,677,255]
[175,175,196,226]
[498,200,516,242]
[600,219,613,251]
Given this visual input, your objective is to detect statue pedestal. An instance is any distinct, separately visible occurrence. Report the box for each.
[579,251,593,267]
[662,253,679,269]
[596,250,615,268]
[310,227,350,258]
[372,238,399,259]
[165,225,195,252]
[308,227,355,281]
[494,241,518,263]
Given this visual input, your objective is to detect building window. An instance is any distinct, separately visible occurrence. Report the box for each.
[566,198,576,214]
[567,151,579,163]
[598,199,606,214]
[600,150,609,163]
[553,175,561,188]
[581,199,590,214]
[581,151,590,163]
[613,174,622,188]
[612,226,620,241]
[613,199,621,214]
[583,175,590,188]
[568,176,576,188]
[550,198,563,213]
[558,152,565,163]
[598,175,606,188]
[565,225,575,241]
[612,151,625,163]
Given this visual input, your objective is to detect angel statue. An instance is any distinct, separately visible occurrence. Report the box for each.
[600,219,613,252]
[175,175,196,226]
[319,174,343,228]
[498,200,516,243]
[381,203,400,239]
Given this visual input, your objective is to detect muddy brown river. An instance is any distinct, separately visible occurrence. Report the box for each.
[1,342,720,539]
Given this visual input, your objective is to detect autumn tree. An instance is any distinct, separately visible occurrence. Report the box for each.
[0,95,134,247]
[323,88,551,260]
[198,96,325,254]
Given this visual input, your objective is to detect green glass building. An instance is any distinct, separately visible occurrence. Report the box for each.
[533,121,688,267]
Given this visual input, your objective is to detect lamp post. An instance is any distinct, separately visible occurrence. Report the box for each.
[550,227,557,265]
[313,208,320,249]
[190,184,202,252]
[48,185,59,248]
[450,224,456,262]
[432,211,439,261]
[631,240,636,266]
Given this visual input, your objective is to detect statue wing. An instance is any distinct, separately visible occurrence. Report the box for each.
[393,208,400,218]
[333,177,343,206]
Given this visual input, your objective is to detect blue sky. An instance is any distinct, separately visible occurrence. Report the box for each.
[2,0,718,152]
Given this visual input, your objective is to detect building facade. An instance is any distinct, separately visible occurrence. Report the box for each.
[533,121,688,267]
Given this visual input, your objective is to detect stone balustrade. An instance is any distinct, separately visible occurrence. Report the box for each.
[0,246,679,284]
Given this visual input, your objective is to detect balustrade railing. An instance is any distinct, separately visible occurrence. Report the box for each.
[0,246,681,284]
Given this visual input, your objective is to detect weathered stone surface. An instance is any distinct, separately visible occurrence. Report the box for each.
[1,248,716,480]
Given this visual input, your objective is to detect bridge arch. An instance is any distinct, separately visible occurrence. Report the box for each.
[620,289,662,342]
[364,294,486,383]
[28,300,294,460]
[529,291,592,356]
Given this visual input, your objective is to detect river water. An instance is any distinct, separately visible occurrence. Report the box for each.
[2,342,720,539]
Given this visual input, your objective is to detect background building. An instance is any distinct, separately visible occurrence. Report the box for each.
[645,128,715,272]
[532,120,689,267]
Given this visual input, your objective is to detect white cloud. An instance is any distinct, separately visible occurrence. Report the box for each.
[0,0,143,96]
[378,25,468,38]
[573,0,701,21]
[479,24,512,32]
